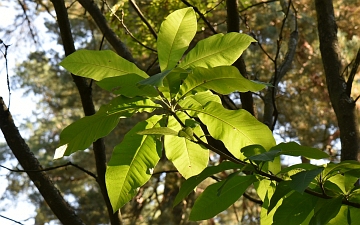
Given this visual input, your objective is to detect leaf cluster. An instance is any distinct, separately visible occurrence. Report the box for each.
[56,7,360,224]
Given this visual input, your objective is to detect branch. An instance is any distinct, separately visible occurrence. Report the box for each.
[0,98,85,225]
[0,215,25,225]
[239,0,279,13]
[17,0,37,45]
[262,0,298,130]
[103,1,156,52]
[346,48,360,96]
[129,0,158,39]
[0,162,97,179]
[50,0,122,224]
[76,0,135,63]
[0,40,11,109]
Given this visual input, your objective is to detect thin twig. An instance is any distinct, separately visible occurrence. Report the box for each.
[103,0,156,52]
[239,0,279,13]
[346,47,360,96]
[0,215,24,225]
[17,0,37,45]
[204,0,225,15]
[0,162,97,179]
[129,0,157,39]
[0,40,11,109]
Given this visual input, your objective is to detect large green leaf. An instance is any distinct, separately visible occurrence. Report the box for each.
[96,74,158,97]
[174,161,243,206]
[272,192,316,225]
[60,49,148,80]
[327,205,360,225]
[328,173,359,194]
[178,33,255,69]
[157,7,197,71]
[271,142,329,159]
[323,161,360,180]
[310,197,343,225]
[277,163,321,175]
[106,115,163,212]
[165,113,209,179]
[189,175,257,221]
[54,96,159,158]
[289,167,323,193]
[182,101,275,159]
[177,66,266,100]
[179,90,221,116]
[268,181,293,213]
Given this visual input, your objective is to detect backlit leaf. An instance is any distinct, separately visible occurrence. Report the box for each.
[106,115,163,211]
[55,96,159,158]
[174,161,243,206]
[178,33,255,69]
[60,49,147,80]
[157,7,197,71]
[189,175,257,221]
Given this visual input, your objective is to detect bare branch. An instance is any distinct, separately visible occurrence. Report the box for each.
[77,0,135,62]
[0,161,97,179]
[103,1,156,52]
[129,0,158,39]
[0,215,24,225]
[346,48,360,96]
[0,41,11,109]
[0,97,85,225]
[17,0,37,45]
[239,0,279,13]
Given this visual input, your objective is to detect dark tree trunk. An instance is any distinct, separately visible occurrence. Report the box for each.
[226,0,255,115]
[315,0,360,161]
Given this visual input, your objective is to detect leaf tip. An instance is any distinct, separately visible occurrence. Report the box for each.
[54,144,67,159]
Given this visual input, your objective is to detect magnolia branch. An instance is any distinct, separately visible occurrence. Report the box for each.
[0,161,97,179]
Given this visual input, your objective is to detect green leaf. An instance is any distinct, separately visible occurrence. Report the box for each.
[183,101,275,159]
[178,33,255,69]
[60,49,148,80]
[327,205,360,225]
[157,7,197,71]
[310,197,343,225]
[137,127,178,136]
[289,167,323,193]
[323,161,360,180]
[138,70,172,87]
[177,66,266,101]
[268,181,293,213]
[271,142,329,159]
[96,74,158,97]
[273,192,316,225]
[179,91,221,116]
[174,161,243,206]
[328,172,358,194]
[189,175,257,221]
[157,70,188,97]
[55,96,158,158]
[165,114,209,179]
[248,149,281,162]
[241,144,267,158]
[106,115,163,212]
[277,163,321,175]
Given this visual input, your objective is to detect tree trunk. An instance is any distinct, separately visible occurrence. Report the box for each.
[315,0,360,161]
